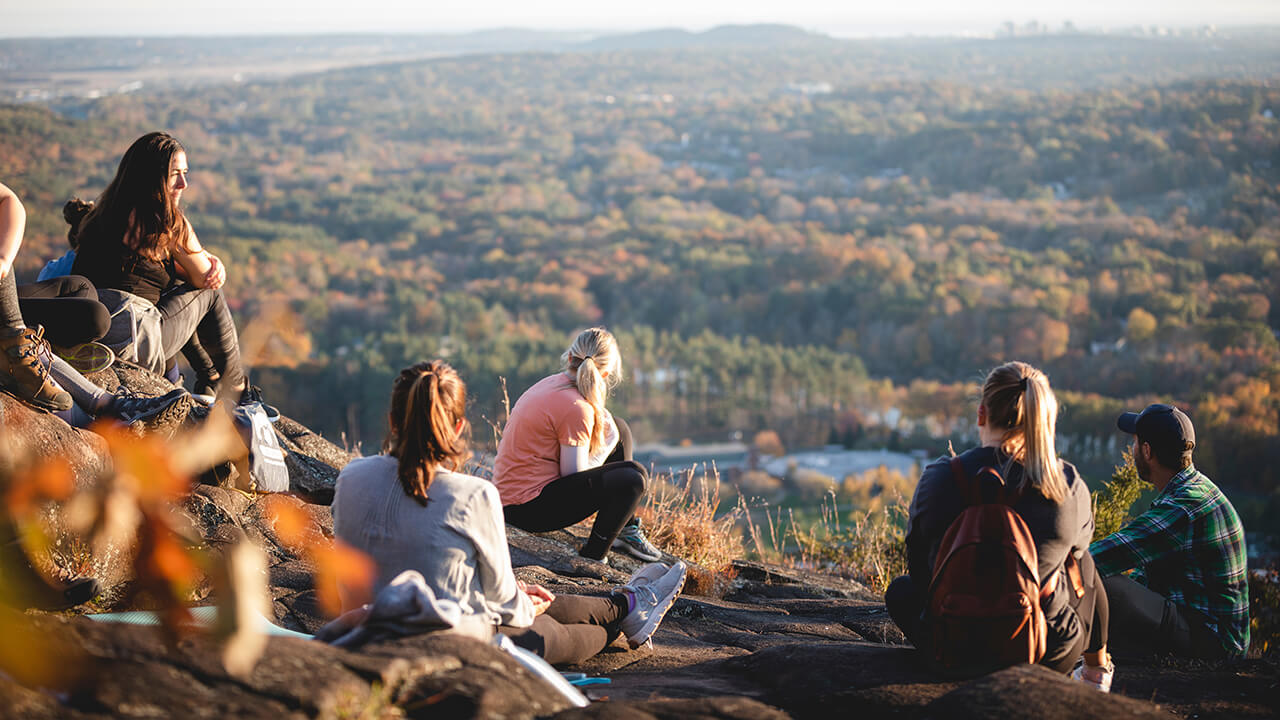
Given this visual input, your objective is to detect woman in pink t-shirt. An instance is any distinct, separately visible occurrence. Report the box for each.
[494,327,662,563]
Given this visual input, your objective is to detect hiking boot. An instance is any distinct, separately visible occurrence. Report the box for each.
[612,517,663,562]
[0,326,72,412]
[1072,656,1115,693]
[53,341,115,374]
[101,388,193,428]
[617,560,686,649]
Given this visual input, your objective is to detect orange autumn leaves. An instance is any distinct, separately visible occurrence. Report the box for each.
[265,496,375,616]
[0,405,375,688]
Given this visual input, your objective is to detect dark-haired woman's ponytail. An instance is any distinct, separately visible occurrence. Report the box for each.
[62,198,93,250]
[386,361,470,506]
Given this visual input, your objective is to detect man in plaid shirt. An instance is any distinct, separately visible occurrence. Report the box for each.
[1090,404,1249,659]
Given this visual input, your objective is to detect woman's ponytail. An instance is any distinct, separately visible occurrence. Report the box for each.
[561,327,622,458]
[62,198,93,250]
[385,360,470,505]
[981,361,1067,504]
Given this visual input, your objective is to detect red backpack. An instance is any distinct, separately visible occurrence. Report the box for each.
[926,458,1052,674]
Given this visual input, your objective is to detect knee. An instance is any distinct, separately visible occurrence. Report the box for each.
[66,275,96,297]
[605,461,647,497]
[88,303,110,342]
[1100,574,1127,599]
[884,574,918,612]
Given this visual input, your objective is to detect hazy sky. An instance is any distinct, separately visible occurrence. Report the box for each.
[4,0,1279,37]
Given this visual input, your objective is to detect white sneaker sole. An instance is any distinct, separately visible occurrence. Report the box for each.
[626,562,686,649]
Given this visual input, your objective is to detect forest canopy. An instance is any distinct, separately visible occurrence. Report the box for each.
[1,33,1278,515]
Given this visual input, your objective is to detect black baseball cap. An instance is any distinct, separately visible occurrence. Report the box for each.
[1117,403,1195,453]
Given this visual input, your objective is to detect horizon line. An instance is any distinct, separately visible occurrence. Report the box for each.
[3,21,1278,42]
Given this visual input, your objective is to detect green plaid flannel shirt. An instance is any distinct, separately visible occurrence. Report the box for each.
[1090,465,1250,657]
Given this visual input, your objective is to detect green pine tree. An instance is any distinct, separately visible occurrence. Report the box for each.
[1092,449,1153,542]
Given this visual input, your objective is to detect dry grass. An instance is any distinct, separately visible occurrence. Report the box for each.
[740,490,908,594]
[639,464,909,596]
[636,465,743,591]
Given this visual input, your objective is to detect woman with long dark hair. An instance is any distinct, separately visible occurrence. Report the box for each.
[332,361,686,664]
[493,327,661,564]
[0,180,188,426]
[885,361,1113,690]
[70,131,247,404]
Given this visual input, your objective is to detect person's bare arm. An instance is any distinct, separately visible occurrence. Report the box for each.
[170,220,225,289]
[0,182,27,281]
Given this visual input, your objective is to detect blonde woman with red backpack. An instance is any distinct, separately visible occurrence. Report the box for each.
[884,361,1113,690]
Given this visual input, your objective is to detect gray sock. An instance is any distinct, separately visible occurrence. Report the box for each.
[46,356,110,411]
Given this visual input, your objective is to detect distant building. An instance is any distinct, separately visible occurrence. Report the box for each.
[784,82,834,96]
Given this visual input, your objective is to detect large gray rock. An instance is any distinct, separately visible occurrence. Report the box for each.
[554,697,790,720]
[3,609,578,720]
[0,391,109,479]
[924,664,1176,720]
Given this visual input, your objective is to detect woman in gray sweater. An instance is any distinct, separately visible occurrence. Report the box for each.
[333,360,686,664]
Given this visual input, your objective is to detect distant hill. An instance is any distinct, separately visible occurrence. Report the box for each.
[578,24,835,51]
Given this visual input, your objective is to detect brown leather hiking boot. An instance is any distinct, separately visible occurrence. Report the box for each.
[0,326,73,412]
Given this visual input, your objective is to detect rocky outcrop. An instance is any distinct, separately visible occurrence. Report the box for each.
[0,393,109,479]
[924,665,1176,720]
[1,608,577,719]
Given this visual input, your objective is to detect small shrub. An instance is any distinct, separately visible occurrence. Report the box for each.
[1092,449,1153,542]
[785,466,838,501]
[838,465,917,513]
[1249,567,1279,658]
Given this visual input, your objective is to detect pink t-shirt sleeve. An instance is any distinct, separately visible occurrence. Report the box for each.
[554,400,593,447]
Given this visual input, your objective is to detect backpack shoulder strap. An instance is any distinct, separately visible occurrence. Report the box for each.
[949,457,980,506]
[950,457,1015,506]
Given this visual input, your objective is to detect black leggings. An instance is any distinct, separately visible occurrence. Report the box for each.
[503,417,647,560]
[155,284,244,395]
[0,274,110,347]
[499,593,629,665]
[884,553,1109,674]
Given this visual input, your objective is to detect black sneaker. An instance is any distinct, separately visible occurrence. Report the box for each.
[103,388,193,428]
[240,384,281,423]
[192,377,218,406]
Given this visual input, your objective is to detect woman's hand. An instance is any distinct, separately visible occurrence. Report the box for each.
[203,253,226,290]
[517,580,556,616]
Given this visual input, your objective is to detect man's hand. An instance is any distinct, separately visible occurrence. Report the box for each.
[0,257,10,282]
[517,580,556,616]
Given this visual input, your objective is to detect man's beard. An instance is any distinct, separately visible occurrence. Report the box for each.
[1134,446,1152,482]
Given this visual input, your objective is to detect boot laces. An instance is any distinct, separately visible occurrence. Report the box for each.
[12,326,56,384]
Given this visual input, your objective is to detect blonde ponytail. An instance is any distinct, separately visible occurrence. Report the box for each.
[981,361,1066,504]
[561,327,622,458]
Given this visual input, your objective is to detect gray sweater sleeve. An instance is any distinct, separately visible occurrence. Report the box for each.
[468,483,536,628]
